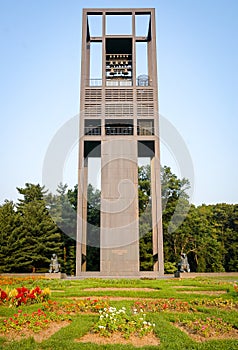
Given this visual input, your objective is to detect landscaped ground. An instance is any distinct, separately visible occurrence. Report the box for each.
[0,275,238,349]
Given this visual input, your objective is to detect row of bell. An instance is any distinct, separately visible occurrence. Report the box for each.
[109,54,130,59]
[109,67,129,75]
[109,60,129,65]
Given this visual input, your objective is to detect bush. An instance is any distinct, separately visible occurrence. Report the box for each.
[164,262,177,274]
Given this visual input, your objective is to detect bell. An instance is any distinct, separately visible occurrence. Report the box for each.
[110,68,115,75]
[124,68,128,75]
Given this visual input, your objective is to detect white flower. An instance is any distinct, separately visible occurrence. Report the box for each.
[98,325,106,329]
[143,321,147,325]
[153,323,156,327]
[120,309,126,314]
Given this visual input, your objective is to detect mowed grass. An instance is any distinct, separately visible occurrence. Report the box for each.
[0,275,238,349]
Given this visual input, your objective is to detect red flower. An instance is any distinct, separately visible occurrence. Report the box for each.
[16,293,23,299]
[0,290,7,300]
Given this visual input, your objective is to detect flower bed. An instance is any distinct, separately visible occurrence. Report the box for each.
[133,298,196,313]
[0,286,50,307]
[177,316,238,341]
[93,306,155,339]
[0,298,110,341]
[191,297,238,309]
[42,298,109,314]
[0,276,45,287]
[0,308,70,333]
[0,308,72,341]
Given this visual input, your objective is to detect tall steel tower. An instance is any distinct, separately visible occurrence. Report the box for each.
[76,8,163,277]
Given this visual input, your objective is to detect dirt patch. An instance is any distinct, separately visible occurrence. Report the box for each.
[175,286,200,289]
[0,321,71,343]
[83,287,157,292]
[178,290,227,296]
[175,323,238,342]
[64,295,160,301]
[76,332,159,347]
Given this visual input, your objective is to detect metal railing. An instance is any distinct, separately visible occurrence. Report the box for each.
[137,127,154,136]
[86,79,102,87]
[84,127,101,135]
[105,126,133,135]
[85,77,152,87]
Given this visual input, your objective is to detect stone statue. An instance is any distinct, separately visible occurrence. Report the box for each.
[49,253,60,273]
[178,253,190,272]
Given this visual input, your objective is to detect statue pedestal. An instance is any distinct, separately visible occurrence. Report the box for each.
[45,273,67,279]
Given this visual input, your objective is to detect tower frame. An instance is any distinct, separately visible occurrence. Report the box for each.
[76,8,164,277]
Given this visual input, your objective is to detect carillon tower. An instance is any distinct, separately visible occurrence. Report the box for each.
[76,8,164,277]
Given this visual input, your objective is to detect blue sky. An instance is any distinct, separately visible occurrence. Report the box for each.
[0,0,237,206]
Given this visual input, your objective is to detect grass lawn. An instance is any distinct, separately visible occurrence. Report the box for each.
[0,275,238,349]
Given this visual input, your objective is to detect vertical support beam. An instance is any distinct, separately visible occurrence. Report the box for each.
[150,156,158,271]
[76,9,88,275]
[154,141,164,274]
[132,11,136,88]
[81,159,88,271]
[151,150,164,274]
[132,11,137,138]
[102,11,106,88]
[101,11,106,137]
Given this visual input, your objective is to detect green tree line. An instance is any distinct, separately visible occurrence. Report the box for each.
[0,166,237,274]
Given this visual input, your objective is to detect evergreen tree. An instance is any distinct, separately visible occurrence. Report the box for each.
[67,184,78,210]
[46,183,77,275]
[0,201,19,272]
[12,183,62,272]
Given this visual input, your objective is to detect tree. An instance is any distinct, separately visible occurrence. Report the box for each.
[12,183,62,272]
[86,184,101,271]
[175,204,227,272]
[67,184,78,210]
[46,183,77,275]
[138,165,153,270]
[211,203,238,271]
[0,201,19,272]
[139,165,191,270]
